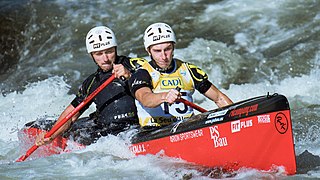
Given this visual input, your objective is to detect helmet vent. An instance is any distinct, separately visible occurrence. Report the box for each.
[158,28,162,33]
[105,31,111,34]
[148,32,154,37]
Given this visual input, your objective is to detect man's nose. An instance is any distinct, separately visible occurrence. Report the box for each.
[102,52,109,61]
[160,51,166,59]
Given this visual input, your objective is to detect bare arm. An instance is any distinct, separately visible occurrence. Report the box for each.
[35,104,81,146]
[204,85,233,108]
[50,104,81,139]
[135,87,180,108]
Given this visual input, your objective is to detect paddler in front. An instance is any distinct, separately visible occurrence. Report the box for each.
[35,26,147,146]
[128,22,233,129]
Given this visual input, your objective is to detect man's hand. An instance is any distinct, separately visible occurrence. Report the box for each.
[164,89,181,104]
[113,64,131,79]
[35,132,53,146]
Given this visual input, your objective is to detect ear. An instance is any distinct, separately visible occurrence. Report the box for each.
[90,53,99,66]
[146,48,151,56]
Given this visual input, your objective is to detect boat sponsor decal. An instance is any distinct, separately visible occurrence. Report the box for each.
[229,104,258,118]
[231,119,253,133]
[205,117,224,124]
[130,144,146,154]
[257,114,271,124]
[275,112,288,134]
[205,109,228,124]
[209,126,228,148]
[169,129,203,143]
[208,109,228,118]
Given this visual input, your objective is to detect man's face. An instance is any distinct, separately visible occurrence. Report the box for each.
[148,42,174,69]
[91,47,116,71]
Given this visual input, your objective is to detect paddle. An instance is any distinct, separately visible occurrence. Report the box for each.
[177,98,207,113]
[16,74,116,162]
[175,87,208,113]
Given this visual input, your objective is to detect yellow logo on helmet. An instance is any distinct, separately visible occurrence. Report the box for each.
[160,77,183,89]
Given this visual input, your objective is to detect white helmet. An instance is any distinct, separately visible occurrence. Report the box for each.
[85,26,117,53]
[143,22,176,50]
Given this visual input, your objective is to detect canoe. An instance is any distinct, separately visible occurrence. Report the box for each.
[130,93,296,174]
[18,93,296,174]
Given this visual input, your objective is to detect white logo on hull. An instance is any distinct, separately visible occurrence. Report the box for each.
[209,126,228,148]
[257,114,271,124]
[130,144,146,154]
[231,119,253,133]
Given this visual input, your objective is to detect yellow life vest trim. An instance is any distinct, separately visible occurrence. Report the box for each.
[186,63,206,82]
[129,58,148,69]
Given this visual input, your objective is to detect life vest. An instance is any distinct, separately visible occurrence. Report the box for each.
[72,56,148,128]
[136,59,195,127]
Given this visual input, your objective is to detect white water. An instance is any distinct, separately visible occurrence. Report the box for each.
[1,38,319,179]
[1,0,320,179]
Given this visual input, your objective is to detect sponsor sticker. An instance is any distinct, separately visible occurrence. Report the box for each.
[132,79,144,86]
[153,34,171,41]
[150,72,158,80]
[257,114,271,124]
[231,119,253,133]
[229,104,258,118]
[205,117,223,124]
[275,112,288,134]
[160,77,183,89]
[180,69,187,76]
[130,144,146,154]
[207,109,228,119]
[114,112,135,120]
[170,129,203,143]
[205,109,228,124]
[93,42,110,49]
[209,126,228,148]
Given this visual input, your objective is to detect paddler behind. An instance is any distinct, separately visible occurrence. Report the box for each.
[35,26,147,146]
[128,22,233,129]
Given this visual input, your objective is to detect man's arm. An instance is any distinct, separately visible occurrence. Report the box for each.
[185,62,233,107]
[134,87,166,108]
[35,104,80,146]
[204,85,233,108]
[134,87,179,108]
[129,68,180,108]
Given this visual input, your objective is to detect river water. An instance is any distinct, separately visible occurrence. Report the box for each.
[0,0,319,179]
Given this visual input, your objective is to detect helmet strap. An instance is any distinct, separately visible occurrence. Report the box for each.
[90,53,99,67]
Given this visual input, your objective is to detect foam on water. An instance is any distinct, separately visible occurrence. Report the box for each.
[1,0,319,178]
[0,76,97,142]
[0,40,318,180]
